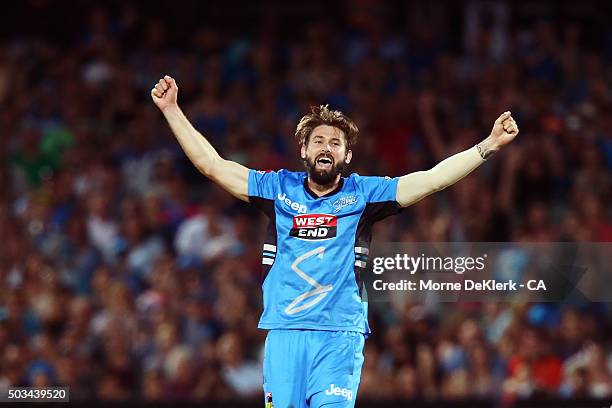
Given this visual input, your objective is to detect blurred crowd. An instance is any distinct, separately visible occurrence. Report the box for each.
[0,0,611,403]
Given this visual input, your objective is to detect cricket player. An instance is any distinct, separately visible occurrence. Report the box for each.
[151,75,519,407]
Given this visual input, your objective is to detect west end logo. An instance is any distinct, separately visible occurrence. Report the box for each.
[277,192,307,214]
[332,195,357,213]
[290,214,337,240]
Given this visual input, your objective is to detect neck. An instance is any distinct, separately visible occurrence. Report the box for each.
[307,174,341,197]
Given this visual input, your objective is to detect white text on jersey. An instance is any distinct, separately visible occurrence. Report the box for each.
[277,192,308,214]
[324,384,353,401]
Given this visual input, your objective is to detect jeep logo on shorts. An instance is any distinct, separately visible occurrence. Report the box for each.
[290,214,337,240]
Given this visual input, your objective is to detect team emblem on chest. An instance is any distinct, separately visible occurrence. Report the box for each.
[332,195,357,213]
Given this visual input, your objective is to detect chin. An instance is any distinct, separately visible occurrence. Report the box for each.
[304,157,346,185]
[309,170,336,185]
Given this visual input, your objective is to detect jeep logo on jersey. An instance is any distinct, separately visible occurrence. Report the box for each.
[324,384,353,401]
[277,192,307,214]
[290,214,337,240]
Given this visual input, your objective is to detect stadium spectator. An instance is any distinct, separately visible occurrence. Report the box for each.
[0,0,610,403]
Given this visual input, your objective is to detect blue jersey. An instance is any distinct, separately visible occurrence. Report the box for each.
[248,170,401,334]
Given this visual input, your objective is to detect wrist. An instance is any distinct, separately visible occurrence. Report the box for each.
[161,103,180,115]
[476,137,500,160]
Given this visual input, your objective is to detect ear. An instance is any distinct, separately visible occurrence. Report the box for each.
[345,150,352,164]
[300,144,306,160]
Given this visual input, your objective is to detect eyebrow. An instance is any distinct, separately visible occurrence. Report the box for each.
[311,135,342,143]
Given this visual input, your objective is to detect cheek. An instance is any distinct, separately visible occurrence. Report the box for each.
[305,146,318,158]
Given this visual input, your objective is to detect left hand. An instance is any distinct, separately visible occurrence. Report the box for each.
[490,111,519,148]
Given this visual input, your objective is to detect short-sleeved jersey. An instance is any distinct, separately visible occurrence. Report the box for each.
[248,169,401,334]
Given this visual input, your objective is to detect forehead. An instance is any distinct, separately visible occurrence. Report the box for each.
[309,125,345,142]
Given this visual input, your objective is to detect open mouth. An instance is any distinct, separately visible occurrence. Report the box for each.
[316,156,333,169]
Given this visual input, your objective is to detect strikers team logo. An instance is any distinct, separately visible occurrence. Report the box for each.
[290,214,337,240]
[332,195,357,213]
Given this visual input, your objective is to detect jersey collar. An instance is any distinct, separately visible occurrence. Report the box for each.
[303,176,345,199]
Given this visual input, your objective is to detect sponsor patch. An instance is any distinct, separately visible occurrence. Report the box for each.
[325,384,353,401]
[290,214,337,240]
[277,192,308,214]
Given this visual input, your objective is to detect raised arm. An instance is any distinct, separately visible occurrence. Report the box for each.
[151,75,249,202]
[396,111,519,207]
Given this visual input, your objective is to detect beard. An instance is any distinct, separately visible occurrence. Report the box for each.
[304,153,347,186]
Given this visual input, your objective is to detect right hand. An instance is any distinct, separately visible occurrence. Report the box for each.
[151,75,178,111]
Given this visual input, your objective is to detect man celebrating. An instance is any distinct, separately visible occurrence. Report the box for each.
[151,75,518,408]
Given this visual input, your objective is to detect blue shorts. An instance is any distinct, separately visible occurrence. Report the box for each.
[263,329,365,408]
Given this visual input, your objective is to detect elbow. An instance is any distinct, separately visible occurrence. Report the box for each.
[195,156,220,178]
[195,160,212,177]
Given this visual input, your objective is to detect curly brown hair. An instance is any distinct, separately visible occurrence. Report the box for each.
[295,105,359,149]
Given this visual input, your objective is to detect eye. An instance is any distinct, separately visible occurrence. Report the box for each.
[332,142,340,146]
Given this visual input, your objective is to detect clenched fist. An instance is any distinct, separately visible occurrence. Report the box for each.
[490,111,519,147]
[151,75,178,111]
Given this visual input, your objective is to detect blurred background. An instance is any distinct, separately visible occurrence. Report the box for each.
[0,0,611,406]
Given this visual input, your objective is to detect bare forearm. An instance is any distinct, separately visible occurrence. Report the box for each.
[151,75,249,201]
[162,105,221,175]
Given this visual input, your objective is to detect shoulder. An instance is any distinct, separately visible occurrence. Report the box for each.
[251,168,293,179]
[277,169,306,182]
[251,169,306,188]
[346,173,399,203]
[347,173,395,186]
